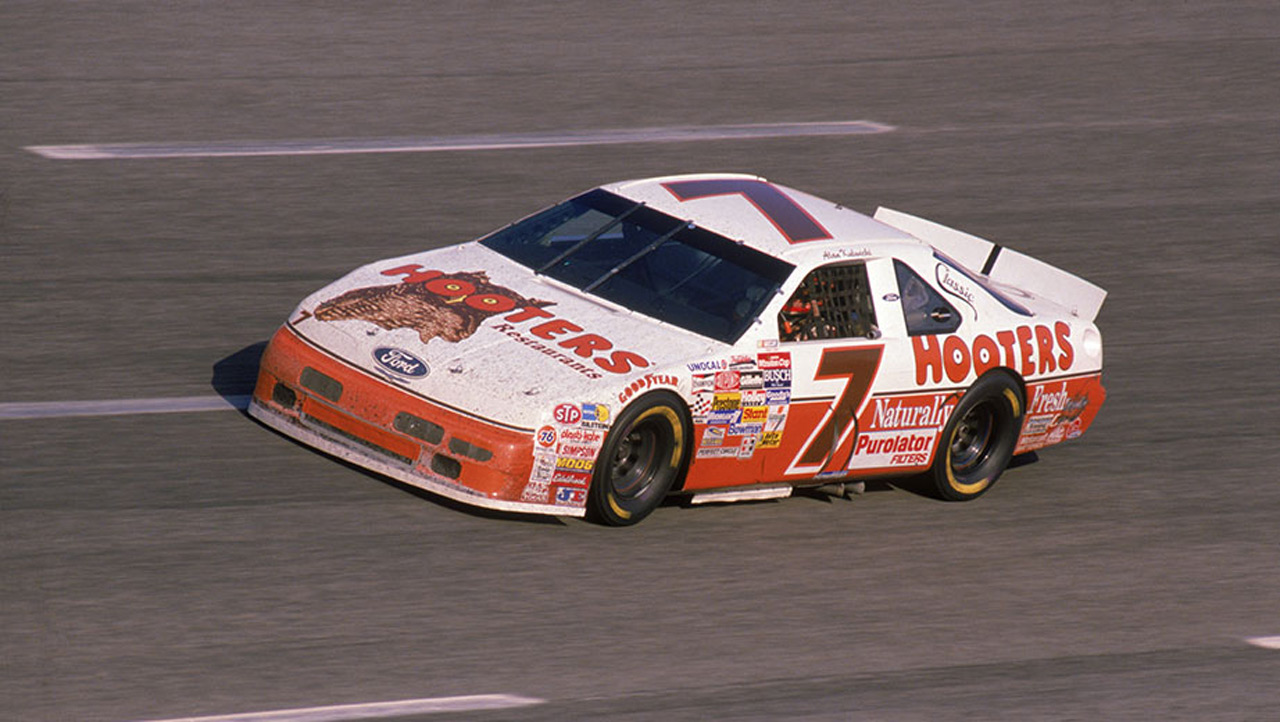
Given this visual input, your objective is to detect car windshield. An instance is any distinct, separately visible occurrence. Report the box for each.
[481,189,794,343]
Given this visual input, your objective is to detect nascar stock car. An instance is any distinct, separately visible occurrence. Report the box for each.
[249,173,1106,525]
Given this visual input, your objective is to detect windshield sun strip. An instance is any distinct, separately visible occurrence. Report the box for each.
[582,220,692,293]
[535,200,645,274]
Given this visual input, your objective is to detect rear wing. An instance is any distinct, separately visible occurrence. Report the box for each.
[873,207,1107,322]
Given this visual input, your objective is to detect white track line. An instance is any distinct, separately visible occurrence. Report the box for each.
[1246,636,1280,650]
[131,694,545,722]
[0,395,251,420]
[26,120,894,160]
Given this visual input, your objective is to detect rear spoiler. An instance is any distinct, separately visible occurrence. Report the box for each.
[873,207,1107,322]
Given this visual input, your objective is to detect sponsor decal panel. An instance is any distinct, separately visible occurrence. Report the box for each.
[763,368,792,388]
[848,429,936,469]
[711,393,741,411]
[701,427,725,447]
[553,486,588,505]
[1016,377,1099,453]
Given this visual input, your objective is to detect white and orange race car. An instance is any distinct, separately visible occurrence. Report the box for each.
[250,174,1106,525]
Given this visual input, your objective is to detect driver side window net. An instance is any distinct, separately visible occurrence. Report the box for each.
[778,263,878,342]
[893,259,961,336]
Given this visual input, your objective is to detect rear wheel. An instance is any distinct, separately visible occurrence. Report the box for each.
[930,372,1024,501]
[588,392,689,526]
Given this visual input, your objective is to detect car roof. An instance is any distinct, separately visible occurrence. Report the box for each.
[600,173,923,261]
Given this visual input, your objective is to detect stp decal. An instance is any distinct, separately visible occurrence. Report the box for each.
[662,178,832,243]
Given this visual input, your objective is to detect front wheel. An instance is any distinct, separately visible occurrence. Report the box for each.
[929,372,1024,501]
[587,391,689,526]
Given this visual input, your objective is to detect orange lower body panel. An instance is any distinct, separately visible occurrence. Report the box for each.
[249,325,573,515]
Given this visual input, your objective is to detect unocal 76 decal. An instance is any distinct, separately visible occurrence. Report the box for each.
[786,346,884,476]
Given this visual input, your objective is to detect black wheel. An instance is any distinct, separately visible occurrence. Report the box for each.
[929,372,1024,501]
[587,391,689,526]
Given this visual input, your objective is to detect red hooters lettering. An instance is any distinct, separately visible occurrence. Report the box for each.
[378,264,652,375]
[1015,326,1036,376]
[1034,325,1057,374]
[560,333,612,358]
[913,336,943,385]
[943,335,971,384]
[597,350,650,375]
[1055,321,1074,369]
[911,324,1077,385]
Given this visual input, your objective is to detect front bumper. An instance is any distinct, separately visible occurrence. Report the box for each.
[250,325,585,517]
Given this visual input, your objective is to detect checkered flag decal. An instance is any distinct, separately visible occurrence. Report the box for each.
[691,394,713,417]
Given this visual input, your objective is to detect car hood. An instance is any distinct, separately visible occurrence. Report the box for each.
[287,243,721,429]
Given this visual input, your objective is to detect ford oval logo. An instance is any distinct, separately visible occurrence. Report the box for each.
[372,347,429,379]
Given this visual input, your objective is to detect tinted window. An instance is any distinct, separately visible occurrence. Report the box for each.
[481,189,794,344]
[894,259,960,336]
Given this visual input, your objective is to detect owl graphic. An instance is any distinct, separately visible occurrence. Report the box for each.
[312,270,553,344]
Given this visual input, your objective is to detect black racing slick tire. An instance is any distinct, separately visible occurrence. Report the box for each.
[587,391,690,526]
[930,372,1025,501]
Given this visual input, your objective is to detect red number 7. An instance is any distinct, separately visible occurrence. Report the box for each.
[787,346,883,475]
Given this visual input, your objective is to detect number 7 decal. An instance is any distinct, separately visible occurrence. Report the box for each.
[663,178,832,243]
[786,346,884,476]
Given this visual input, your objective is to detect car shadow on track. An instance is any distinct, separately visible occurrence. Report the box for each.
[211,340,267,416]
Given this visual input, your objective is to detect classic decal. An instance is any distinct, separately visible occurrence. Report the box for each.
[913,322,1075,384]
[936,263,978,320]
[786,346,884,475]
[662,178,832,243]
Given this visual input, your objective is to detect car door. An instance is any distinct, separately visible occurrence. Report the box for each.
[756,259,895,483]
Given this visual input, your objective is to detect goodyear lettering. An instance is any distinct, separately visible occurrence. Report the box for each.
[617,373,680,405]
[913,322,1074,385]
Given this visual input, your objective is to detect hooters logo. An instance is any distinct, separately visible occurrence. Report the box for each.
[913,322,1074,385]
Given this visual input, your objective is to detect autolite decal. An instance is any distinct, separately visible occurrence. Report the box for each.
[324,265,651,377]
[913,322,1075,385]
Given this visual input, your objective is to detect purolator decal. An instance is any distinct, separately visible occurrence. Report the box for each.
[315,265,650,378]
[913,322,1075,384]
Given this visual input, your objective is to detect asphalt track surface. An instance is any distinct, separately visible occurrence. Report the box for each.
[3,2,1279,720]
